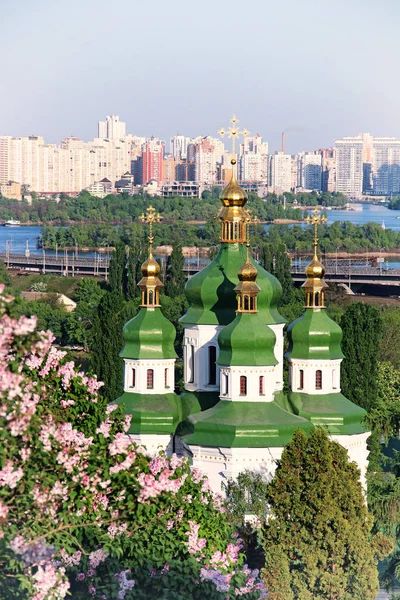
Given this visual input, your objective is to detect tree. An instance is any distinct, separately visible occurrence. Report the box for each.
[0,260,11,287]
[90,291,126,402]
[67,279,105,351]
[108,242,126,294]
[379,307,400,369]
[123,244,141,302]
[0,287,267,600]
[164,242,185,298]
[262,428,392,600]
[340,303,382,412]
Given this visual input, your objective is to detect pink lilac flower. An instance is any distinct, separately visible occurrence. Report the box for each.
[0,460,24,489]
[170,454,184,469]
[0,501,9,519]
[149,455,169,476]
[96,419,112,438]
[89,548,109,569]
[106,403,118,415]
[108,433,132,456]
[167,520,174,531]
[60,549,82,567]
[185,521,207,555]
[9,535,29,554]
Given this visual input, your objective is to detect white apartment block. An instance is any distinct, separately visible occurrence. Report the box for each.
[194,137,217,186]
[269,152,292,193]
[98,115,126,139]
[239,153,266,182]
[372,137,400,195]
[170,135,189,160]
[335,137,364,197]
[0,135,131,194]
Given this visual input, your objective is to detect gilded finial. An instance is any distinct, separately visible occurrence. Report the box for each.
[138,205,163,307]
[218,114,250,158]
[140,205,162,251]
[304,206,327,257]
[303,206,328,309]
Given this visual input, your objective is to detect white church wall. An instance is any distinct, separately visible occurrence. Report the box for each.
[183,325,223,392]
[289,358,342,395]
[123,358,175,395]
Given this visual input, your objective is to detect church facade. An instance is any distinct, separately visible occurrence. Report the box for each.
[117,161,369,493]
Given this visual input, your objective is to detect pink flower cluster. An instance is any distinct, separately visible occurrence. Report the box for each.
[0,459,24,489]
[89,548,109,569]
[185,521,207,555]
[235,566,268,598]
[137,469,184,503]
[32,564,70,600]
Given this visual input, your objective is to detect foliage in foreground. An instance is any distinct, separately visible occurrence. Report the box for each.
[0,287,266,599]
[262,428,392,600]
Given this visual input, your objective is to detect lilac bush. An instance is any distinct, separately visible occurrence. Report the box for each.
[0,286,267,599]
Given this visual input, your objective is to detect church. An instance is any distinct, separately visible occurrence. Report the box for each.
[117,158,370,493]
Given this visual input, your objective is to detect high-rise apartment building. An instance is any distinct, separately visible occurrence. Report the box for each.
[269,151,292,193]
[194,137,217,187]
[98,115,126,139]
[239,153,266,183]
[335,137,364,197]
[169,135,189,160]
[141,138,164,185]
[372,138,400,195]
[298,152,322,191]
[320,149,336,193]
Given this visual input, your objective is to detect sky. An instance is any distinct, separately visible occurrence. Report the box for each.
[1,0,399,154]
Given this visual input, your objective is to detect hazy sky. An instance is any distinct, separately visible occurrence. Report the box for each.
[1,0,399,153]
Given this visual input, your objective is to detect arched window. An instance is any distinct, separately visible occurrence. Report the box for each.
[147,369,154,389]
[299,369,304,390]
[148,290,154,305]
[316,370,322,390]
[332,369,337,389]
[131,368,136,388]
[244,296,249,311]
[208,346,217,385]
[224,373,229,395]
[186,344,194,384]
[240,375,247,395]
[315,292,320,307]
[259,375,264,395]
[164,368,168,388]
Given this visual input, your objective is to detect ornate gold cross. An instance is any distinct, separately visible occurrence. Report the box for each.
[139,205,162,246]
[218,114,250,156]
[304,206,327,248]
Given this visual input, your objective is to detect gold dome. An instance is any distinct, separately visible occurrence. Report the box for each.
[305,249,325,279]
[238,256,258,282]
[220,159,248,208]
[141,252,160,278]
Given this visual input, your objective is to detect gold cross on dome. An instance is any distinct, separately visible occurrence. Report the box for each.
[139,205,162,245]
[304,206,327,247]
[218,114,250,156]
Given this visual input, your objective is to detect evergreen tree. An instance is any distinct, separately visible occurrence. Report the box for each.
[108,242,126,294]
[165,241,185,298]
[259,242,273,273]
[340,303,382,412]
[90,291,138,401]
[262,428,391,600]
[123,244,141,301]
[272,242,295,305]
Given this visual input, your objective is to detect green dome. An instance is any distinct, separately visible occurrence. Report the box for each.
[286,308,344,360]
[120,307,177,360]
[218,312,278,366]
[180,243,285,327]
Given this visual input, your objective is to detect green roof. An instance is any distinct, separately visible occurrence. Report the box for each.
[180,394,313,447]
[276,391,368,435]
[117,391,180,435]
[218,312,278,366]
[286,308,344,360]
[120,307,177,360]
[180,243,285,327]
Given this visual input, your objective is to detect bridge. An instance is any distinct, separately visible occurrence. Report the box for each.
[0,252,110,278]
[2,253,400,295]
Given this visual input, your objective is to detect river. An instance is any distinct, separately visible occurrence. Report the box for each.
[1,203,400,258]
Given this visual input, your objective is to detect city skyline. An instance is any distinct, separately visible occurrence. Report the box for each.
[1,0,399,154]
